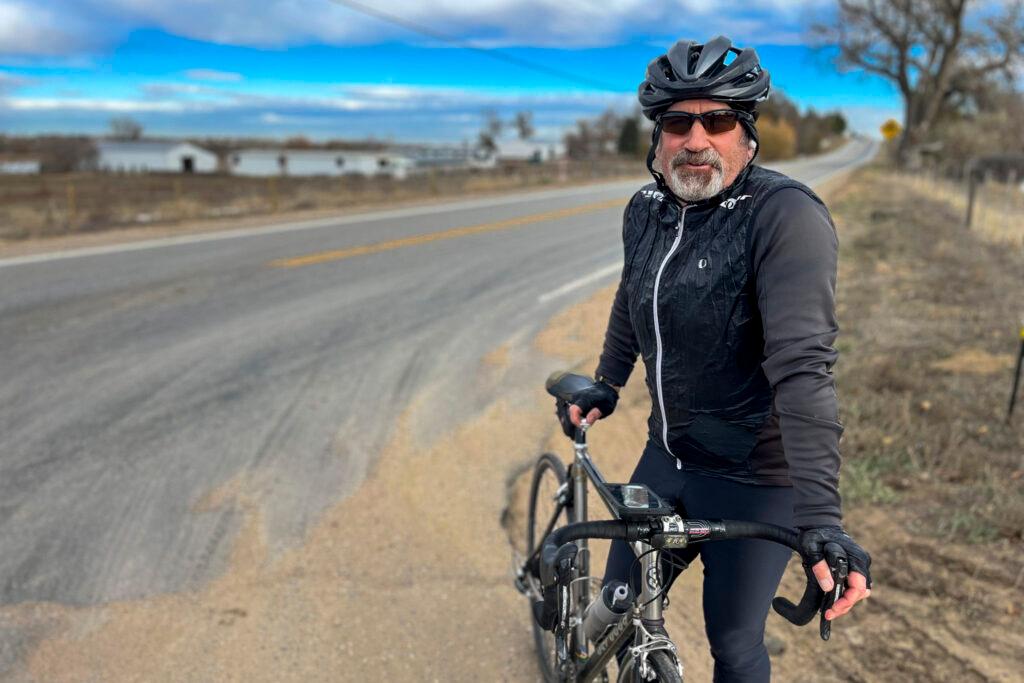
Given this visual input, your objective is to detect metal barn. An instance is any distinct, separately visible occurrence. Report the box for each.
[94,140,218,173]
[228,149,411,179]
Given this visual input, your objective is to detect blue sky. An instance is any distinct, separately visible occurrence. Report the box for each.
[0,0,903,143]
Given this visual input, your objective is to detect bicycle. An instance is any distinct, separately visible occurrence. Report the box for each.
[513,372,843,682]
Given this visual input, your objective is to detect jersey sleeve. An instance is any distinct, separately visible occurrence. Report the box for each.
[751,187,844,528]
[595,197,641,387]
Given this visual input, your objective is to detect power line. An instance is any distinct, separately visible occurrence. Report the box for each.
[328,0,622,91]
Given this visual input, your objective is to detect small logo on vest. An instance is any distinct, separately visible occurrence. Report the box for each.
[641,188,666,202]
[720,194,752,210]
[698,258,709,269]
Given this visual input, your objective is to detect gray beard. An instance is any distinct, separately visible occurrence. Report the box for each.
[664,163,724,202]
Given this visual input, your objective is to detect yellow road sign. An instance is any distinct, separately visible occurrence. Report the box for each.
[880,119,903,141]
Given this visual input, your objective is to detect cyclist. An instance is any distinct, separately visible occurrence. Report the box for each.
[567,36,872,681]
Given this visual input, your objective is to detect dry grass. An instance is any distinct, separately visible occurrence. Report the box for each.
[897,170,1024,248]
[828,165,1024,540]
[0,160,646,242]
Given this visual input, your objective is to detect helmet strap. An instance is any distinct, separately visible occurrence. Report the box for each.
[742,119,761,164]
[646,122,673,199]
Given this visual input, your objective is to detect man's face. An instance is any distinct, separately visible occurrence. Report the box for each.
[655,98,755,202]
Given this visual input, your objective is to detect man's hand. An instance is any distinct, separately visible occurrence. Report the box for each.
[568,404,603,427]
[567,381,619,427]
[798,526,872,621]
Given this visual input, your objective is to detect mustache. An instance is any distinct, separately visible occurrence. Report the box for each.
[671,149,722,171]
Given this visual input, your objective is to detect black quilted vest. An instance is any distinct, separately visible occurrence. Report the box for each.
[622,164,827,482]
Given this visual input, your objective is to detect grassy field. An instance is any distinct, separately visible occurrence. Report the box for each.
[0,160,645,242]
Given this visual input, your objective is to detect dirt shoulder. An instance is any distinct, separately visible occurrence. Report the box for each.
[4,164,1022,682]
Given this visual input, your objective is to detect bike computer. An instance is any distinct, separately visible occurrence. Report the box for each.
[600,483,674,521]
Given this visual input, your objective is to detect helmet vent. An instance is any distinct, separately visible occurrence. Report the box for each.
[660,57,677,81]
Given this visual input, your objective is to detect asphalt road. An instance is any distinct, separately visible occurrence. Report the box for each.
[0,138,877,606]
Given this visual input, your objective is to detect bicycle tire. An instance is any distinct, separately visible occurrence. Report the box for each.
[616,650,683,683]
[526,452,571,682]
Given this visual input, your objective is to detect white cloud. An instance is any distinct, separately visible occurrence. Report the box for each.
[0,1,109,55]
[0,82,633,124]
[2,1,833,57]
[184,69,244,82]
[4,97,192,112]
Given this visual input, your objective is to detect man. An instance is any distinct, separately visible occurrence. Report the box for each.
[566,37,872,681]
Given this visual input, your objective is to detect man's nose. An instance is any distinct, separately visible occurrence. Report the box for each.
[684,120,711,151]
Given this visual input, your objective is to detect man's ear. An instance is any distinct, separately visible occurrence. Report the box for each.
[746,138,757,161]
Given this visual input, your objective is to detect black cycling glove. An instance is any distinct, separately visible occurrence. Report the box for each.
[797,526,872,587]
[570,381,619,420]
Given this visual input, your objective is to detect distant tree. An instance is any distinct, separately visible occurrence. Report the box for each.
[617,115,642,156]
[815,0,1024,165]
[593,109,622,155]
[478,109,504,154]
[825,112,847,136]
[514,111,535,140]
[758,91,801,128]
[36,136,97,172]
[565,120,595,159]
[932,86,1024,161]
[757,117,798,161]
[284,135,314,149]
[109,116,143,140]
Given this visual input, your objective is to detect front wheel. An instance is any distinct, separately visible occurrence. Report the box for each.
[616,650,683,683]
[526,453,571,682]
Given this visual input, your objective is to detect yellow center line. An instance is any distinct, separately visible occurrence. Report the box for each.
[268,197,628,268]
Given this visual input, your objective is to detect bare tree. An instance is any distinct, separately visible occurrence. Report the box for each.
[617,115,641,156]
[109,116,144,140]
[514,111,535,140]
[477,109,504,154]
[817,0,1024,164]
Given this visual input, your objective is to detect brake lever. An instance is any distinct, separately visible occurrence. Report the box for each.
[819,543,849,641]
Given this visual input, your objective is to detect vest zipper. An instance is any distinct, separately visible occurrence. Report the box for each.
[652,207,687,469]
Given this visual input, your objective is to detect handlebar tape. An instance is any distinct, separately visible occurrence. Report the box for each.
[539,521,651,586]
[538,519,826,629]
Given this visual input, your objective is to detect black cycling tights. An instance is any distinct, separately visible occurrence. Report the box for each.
[602,440,794,683]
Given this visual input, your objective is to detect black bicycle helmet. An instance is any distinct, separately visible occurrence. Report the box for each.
[638,36,770,120]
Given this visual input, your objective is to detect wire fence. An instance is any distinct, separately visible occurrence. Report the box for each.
[901,162,1024,249]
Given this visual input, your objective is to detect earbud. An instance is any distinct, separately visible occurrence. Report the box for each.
[748,139,758,150]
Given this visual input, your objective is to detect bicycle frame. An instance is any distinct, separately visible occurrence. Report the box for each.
[560,422,675,680]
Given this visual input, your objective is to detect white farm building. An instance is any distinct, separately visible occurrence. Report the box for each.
[228,149,411,179]
[95,140,217,174]
[495,140,566,163]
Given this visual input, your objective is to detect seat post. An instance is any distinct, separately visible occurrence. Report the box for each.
[573,421,591,657]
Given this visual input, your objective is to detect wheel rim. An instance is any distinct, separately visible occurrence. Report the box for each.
[527,456,568,682]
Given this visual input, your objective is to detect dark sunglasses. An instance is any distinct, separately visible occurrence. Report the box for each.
[658,109,756,136]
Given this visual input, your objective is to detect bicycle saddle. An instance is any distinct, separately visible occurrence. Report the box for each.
[545,371,595,403]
